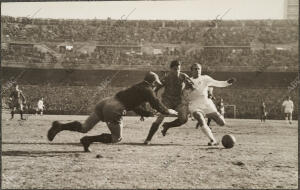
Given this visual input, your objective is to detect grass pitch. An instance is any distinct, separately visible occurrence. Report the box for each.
[1,114,298,189]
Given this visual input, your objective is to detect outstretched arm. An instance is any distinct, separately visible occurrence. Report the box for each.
[143,88,177,115]
[183,74,196,90]
[154,83,164,95]
[206,76,236,88]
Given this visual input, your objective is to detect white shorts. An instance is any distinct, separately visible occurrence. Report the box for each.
[37,107,44,111]
[284,110,293,114]
[188,97,217,115]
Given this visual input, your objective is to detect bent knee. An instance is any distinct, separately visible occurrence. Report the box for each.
[218,120,226,126]
[79,123,90,133]
[80,129,89,133]
[178,117,188,124]
[111,136,122,143]
[215,117,226,126]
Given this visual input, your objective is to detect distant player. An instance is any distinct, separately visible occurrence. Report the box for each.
[36,97,45,116]
[217,98,225,117]
[162,63,236,145]
[47,72,178,152]
[9,84,26,120]
[282,96,294,124]
[144,60,193,144]
[260,101,267,122]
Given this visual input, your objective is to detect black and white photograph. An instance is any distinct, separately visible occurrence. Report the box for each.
[1,0,298,189]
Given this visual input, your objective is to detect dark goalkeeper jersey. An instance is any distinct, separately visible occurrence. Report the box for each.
[115,81,169,116]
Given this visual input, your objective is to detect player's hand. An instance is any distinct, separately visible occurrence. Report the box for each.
[227,77,237,84]
[167,109,178,116]
[186,78,195,86]
[140,116,145,122]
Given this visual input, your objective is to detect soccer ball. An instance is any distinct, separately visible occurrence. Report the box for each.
[221,134,236,149]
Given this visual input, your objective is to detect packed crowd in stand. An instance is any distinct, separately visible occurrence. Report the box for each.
[1,16,298,68]
[1,16,298,119]
[2,16,298,44]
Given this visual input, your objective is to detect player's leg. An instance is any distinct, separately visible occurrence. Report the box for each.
[207,118,212,126]
[144,114,165,144]
[19,103,25,120]
[10,107,16,120]
[40,108,43,116]
[284,113,289,123]
[206,112,226,126]
[161,103,189,136]
[47,111,101,141]
[80,120,123,152]
[193,111,218,145]
[288,113,292,124]
[144,98,175,143]
[80,98,125,151]
[47,98,112,142]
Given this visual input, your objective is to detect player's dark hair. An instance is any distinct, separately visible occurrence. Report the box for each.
[191,63,201,71]
[170,60,181,68]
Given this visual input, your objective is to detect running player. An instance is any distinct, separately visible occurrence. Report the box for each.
[9,84,26,120]
[144,60,193,144]
[162,63,236,145]
[282,96,294,124]
[47,72,178,152]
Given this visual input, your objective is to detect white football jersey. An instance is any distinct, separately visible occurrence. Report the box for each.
[187,75,230,102]
[37,100,44,109]
[282,100,294,113]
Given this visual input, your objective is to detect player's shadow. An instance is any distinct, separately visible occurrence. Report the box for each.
[2,150,83,157]
[196,145,226,150]
[2,142,82,146]
[118,142,183,146]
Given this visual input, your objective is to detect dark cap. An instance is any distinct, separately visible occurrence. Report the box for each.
[144,71,162,85]
[170,60,181,68]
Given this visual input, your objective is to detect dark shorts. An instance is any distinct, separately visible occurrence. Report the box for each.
[95,97,126,123]
[9,100,23,110]
[162,96,181,110]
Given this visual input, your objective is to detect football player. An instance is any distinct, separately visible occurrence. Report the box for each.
[47,72,178,152]
[282,96,294,124]
[9,84,26,120]
[144,60,193,144]
[36,97,45,116]
[162,63,236,145]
